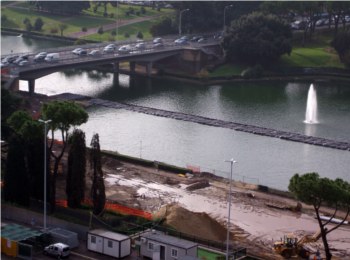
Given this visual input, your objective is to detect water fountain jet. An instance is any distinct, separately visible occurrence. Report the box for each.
[304,84,318,124]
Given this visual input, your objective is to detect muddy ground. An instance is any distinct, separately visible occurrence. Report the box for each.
[17,91,350,259]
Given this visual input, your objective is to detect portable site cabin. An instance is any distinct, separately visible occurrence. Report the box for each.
[139,230,198,260]
[87,229,131,258]
[48,228,79,248]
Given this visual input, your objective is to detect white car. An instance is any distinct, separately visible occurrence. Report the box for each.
[72,48,84,55]
[43,243,70,258]
[135,42,146,50]
[88,50,101,56]
[153,37,163,44]
[103,46,114,53]
[118,45,132,53]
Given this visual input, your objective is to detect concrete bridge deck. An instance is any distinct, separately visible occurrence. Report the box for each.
[56,93,350,151]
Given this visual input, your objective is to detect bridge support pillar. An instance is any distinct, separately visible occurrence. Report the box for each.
[28,79,35,95]
[146,62,153,77]
[113,62,119,85]
[130,62,136,74]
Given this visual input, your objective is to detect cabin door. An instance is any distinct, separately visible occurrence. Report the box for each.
[160,245,165,260]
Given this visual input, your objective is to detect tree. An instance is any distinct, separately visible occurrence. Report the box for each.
[41,101,88,213]
[289,173,350,260]
[90,134,106,216]
[150,17,176,37]
[1,88,21,140]
[66,129,86,208]
[59,23,68,37]
[221,12,292,66]
[34,17,44,31]
[97,26,104,36]
[331,31,350,67]
[6,110,45,205]
[3,134,29,206]
[136,31,143,39]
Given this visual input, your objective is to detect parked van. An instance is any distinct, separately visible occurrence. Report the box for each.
[45,53,60,62]
[43,243,70,258]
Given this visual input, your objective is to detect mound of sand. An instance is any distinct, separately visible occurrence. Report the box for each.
[153,203,228,242]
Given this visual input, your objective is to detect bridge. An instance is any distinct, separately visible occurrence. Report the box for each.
[1,36,222,94]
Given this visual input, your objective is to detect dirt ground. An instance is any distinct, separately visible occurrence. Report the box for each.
[16,91,350,259]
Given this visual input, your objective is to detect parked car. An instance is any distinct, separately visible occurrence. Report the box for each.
[191,35,202,42]
[45,53,60,62]
[2,55,18,64]
[88,50,101,56]
[43,243,70,258]
[34,52,47,62]
[153,37,163,44]
[197,37,207,43]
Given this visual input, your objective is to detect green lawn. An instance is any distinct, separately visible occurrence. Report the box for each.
[197,247,225,260]
[82,2,174,20]
[209,63,246,77]
[280,46,344,68]
[82,20,159,42]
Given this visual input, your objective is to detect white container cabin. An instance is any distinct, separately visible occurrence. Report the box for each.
[139,230,198,260]
[87,229,131,258]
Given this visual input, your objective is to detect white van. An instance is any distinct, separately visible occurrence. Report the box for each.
[43,243,70,258]
[45,53,60,62]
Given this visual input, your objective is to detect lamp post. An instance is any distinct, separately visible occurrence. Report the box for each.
[223,4,234,32]
[225,158,236,260]
[179,9,190,36]
[39,119,52,231]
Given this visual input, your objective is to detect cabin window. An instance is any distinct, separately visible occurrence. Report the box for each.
[171,248,178,258]
[91,236,96,244]
[108,240,113,248]
[148,242,154,251]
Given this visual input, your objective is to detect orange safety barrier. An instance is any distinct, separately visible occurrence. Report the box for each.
[56,199,152,220]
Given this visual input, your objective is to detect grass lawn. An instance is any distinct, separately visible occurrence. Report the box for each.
[197,247,225,260]
[82,20,159,42]
[209,63,247,77]
[279,46,344,68]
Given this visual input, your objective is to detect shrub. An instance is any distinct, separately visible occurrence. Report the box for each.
[111,29,116,36]
[23,17,30,25]
[1,15,7,23]
[74,39,87,45]
[81,27,87,32]
[136,31,143,39]
[124,32,130,38]
[108,36,115,41]
[33,17,44,31]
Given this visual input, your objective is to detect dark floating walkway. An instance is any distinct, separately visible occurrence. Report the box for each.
[56,93,350,151]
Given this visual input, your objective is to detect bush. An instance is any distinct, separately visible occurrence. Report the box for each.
[34,17,44,31]
[111,29,116,36]
[1,15,7,23]
[136,31,143,39]
[74,39,87,45]
[108,36,115,41]
[241,64,263,79]
[23,17,30,25]
[124,32,130,38]
[81,27,87,32]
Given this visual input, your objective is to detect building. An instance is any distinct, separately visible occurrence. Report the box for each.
[139,230,198,260]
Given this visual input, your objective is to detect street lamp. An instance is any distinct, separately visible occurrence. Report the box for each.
[39,119,52,231]
[179,9,190,36]
[223,4,234,32]
[224,158,237,260]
